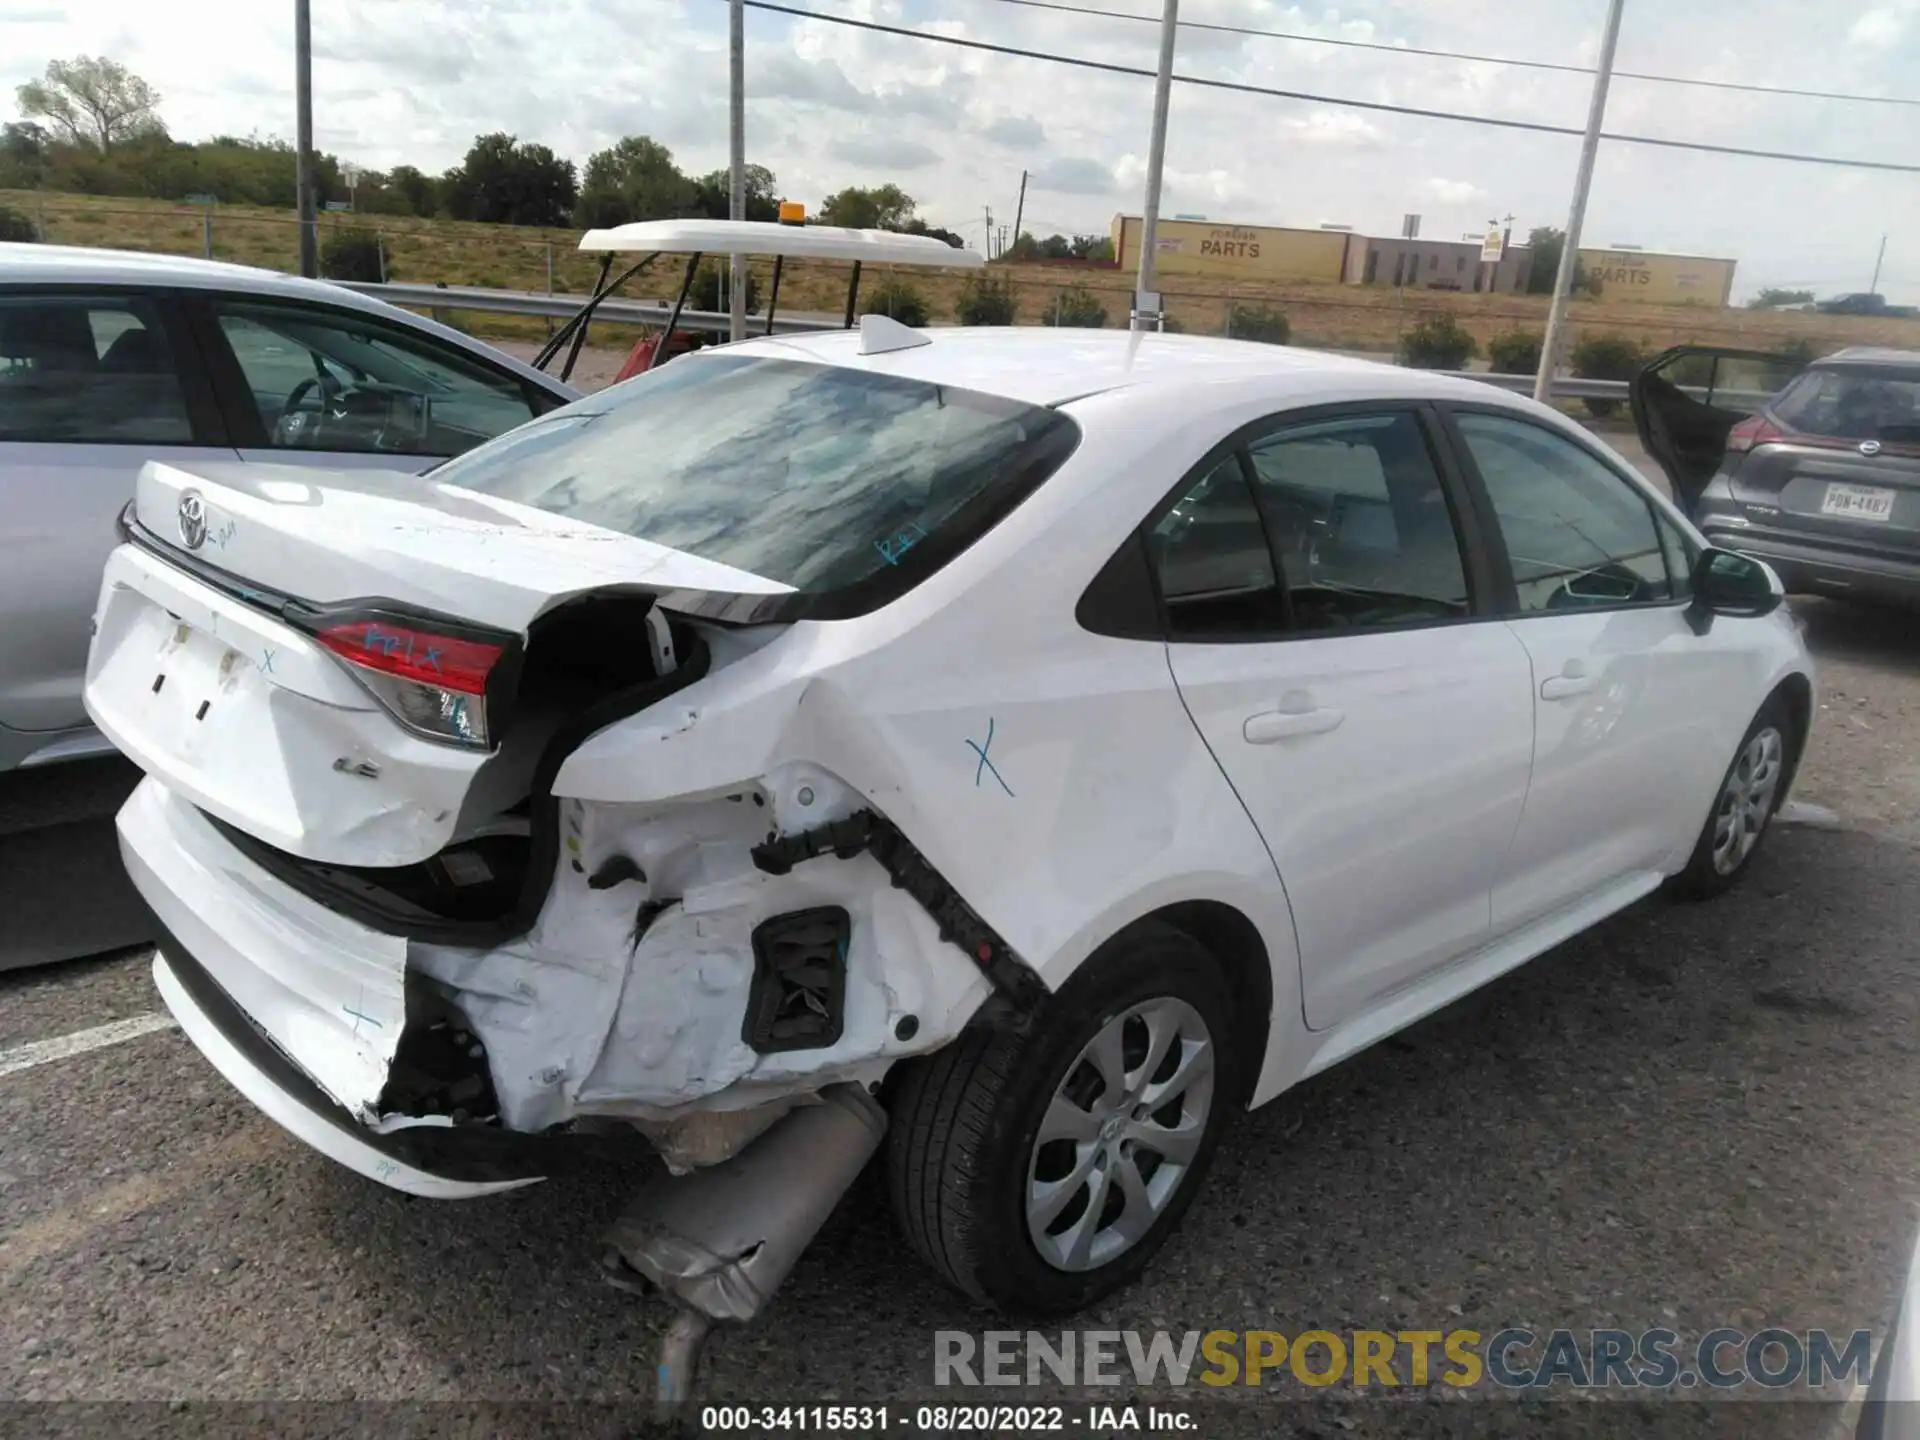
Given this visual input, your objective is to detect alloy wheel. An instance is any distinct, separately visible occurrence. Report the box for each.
[1025,997,1216,1272]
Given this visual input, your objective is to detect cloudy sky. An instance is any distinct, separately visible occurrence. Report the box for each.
[4,0,1918,301]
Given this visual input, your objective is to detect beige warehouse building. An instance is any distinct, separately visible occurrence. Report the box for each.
[1577,249,1738,305]
[1110,215,1353,285]
[1109,214,1739,306]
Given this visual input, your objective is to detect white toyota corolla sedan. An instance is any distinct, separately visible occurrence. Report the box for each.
[87,322,1813,1316]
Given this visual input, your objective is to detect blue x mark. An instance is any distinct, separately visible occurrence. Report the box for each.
[966,717,1014,797]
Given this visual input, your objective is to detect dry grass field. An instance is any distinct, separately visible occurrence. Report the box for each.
[9,188,1916,360]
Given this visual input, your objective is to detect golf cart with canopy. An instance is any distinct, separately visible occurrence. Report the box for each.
[528,209,984,384]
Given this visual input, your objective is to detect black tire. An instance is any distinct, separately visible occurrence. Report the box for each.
[1666,694,1795,901]
[885,922,1243,1315]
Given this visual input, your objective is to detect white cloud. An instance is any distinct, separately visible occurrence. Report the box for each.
[1424,177,1486,205]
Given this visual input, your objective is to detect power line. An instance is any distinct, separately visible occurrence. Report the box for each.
[742,0,1920,174]
[982,0,1920,108]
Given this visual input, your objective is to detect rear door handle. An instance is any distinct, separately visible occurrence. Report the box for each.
[1540,674,1595,701]
[1244,706,1345,744]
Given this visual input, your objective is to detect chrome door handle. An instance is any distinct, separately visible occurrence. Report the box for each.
[1540,675,1595,701]
[1244,706,1345,743]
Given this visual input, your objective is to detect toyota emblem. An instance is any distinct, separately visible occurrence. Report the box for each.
[177,490,208,550]
[1860,440,1883,457]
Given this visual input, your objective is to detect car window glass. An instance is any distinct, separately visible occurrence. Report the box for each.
[1456,412,1674,612]
[1147,455,1287,638]
[431,353,1080,597]
[213,301,537,457]
[1771,367,1920,443]
[0,294,192,444]
[1245,411,1471,631]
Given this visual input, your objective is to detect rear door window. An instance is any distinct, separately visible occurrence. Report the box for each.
[1243,411,1472,631]
[0,294,194,444]
[208,300,543,457]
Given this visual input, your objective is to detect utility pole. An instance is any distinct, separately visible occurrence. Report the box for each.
[984,205,993,259]
[1534,0,1626,404]
[728,0,746,342]
[1870,234,1888,294]
[294,0,318,279]
[1012,170,1028,255]
[1132,0,1180,331]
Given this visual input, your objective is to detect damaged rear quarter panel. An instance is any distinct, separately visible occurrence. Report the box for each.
[532,417,1303,1114]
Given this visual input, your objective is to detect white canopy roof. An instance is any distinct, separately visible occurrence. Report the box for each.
[577,218,983,268]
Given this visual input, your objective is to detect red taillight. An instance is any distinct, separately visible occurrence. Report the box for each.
[315,619,506,749]
[317,621,502,695]
[1725,414,1784,454]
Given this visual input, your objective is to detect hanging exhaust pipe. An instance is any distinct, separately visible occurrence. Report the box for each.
[603,1083,889,1425]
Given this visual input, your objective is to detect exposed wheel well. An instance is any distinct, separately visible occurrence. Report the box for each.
[1769,671,1814,797]
[1127,900,1273,1102]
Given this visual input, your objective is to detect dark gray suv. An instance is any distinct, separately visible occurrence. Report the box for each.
[1633,344,1920,607]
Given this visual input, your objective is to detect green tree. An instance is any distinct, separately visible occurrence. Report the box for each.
[1749,288,1814,309]
[575,135,696,228]
[16,56,164,151]
[1050,284,1108,327]
[955,270,1018,325]
[1486,327,1544,375]
[1227,303,1290,344]
[690,164,781,222]
[0,205,37,242]
[819,183,915,230]
[1400,314,1478,370]
[1524,226,1597,297]
[441,133,577,227]
[386,164,439,217]
[862,277,929,327]
[1071,234,1114,262]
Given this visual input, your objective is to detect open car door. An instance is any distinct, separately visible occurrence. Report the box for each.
[1631,346,1809,513]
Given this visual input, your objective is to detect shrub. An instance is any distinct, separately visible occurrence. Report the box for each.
[1772,337,1817,364]
[1050,284,1108,328]
[1399,314,1477,370]
[690,261,759,316]
[1486,327,1544,375]
[319,227,386,283]
[955,271,1018,326]
[1227,303,1290,345]
[862,277,929,328]
[1570,333,1646,417]
[0,206,37,243]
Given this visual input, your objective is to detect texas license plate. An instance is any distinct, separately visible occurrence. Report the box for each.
[1820,483,1896,521]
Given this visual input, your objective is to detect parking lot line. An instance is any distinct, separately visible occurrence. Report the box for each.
[0,1012,177,1080]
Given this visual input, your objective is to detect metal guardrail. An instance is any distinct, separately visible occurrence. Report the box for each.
[341,280,1644,401]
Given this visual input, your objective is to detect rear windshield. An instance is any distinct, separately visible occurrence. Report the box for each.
[1771,366,1920,443]
[430,353,1079,609]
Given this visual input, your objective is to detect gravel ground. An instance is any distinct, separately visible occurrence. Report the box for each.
[1,387,1916,1436]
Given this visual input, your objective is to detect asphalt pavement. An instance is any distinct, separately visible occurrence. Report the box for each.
[3,410,1917,1435]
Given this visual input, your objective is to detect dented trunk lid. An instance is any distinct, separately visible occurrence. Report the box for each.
[130,459,790,633]
[85,460,789,868]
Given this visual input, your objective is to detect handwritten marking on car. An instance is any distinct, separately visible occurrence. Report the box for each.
[873,523,928,567]
[966,717,1014,797]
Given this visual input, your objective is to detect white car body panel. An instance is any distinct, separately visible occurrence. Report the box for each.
[89,328,1816,1191]
[1168,622,1536,1031]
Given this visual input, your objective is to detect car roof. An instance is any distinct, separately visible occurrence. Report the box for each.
[719,326,1505,409]
[1816,346,1920,370]
[0,242,578,398]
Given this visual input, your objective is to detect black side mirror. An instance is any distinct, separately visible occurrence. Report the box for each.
[1687,547,1783,633]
